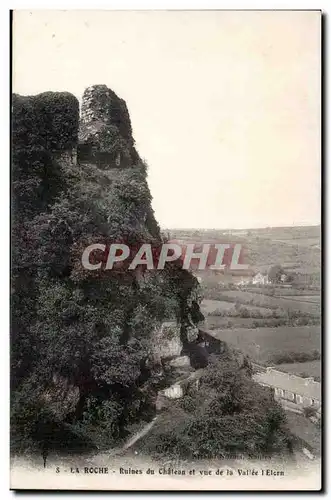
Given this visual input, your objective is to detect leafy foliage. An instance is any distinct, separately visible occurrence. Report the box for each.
[268,264,285,283]
[11,88,202,452]
[139,354,293,460]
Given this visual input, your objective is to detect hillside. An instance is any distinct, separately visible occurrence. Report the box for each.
[11,85,203,453]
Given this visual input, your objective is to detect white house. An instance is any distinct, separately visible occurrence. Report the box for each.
[252,272,270,285]
[253,368,321,413]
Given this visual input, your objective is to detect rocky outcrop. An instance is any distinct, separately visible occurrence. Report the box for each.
[76,84,204,363]
[12,84,204,450]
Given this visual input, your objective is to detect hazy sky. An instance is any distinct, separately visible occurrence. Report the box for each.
[13,10,321,229]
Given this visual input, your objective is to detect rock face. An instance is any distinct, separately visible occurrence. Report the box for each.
[12,84,204,449]
[151,321,182,360]
[77,84,204,363]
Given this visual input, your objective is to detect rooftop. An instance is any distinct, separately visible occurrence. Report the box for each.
[253,368,321,400]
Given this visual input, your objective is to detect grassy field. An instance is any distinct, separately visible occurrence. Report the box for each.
[210,326,321,365]
[205,316,287,330]
[201,299,239,313]
[276,360,321,379]
[283,295,321,303]
[201,299,273,315]
[214,290,320,315]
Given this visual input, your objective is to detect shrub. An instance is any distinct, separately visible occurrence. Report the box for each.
[11,88,203,453]
[139,357,293,460]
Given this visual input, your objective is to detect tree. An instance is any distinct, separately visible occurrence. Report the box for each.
[268,264,284,283]
[139,354,293,459]
[11,88,203,452]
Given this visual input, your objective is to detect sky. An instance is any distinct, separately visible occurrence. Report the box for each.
[13,10,321,229]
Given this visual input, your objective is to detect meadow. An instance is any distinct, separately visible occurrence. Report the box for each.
[213,290,321,316]
[245,287,320,297]
[210,326,321,365]
[201,299,273,315]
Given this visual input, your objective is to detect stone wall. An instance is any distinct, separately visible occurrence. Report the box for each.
[54,148,77,168]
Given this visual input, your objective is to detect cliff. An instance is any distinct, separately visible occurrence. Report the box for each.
[11,84,203,452]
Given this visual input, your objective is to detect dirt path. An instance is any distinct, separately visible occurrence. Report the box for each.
[122,417,158,451]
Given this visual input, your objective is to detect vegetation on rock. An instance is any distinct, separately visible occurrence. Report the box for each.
[11,87,203,453]
[11,85,292,461]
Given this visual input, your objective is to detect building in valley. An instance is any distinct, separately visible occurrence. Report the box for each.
[252,272,271,285]
[253,367,321,413]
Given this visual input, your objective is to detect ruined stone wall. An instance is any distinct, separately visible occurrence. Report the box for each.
[78,84,135,168]
[78,86,203,363]
[150,321,183,360]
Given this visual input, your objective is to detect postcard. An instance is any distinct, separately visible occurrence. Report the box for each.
[11,9,322,491]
